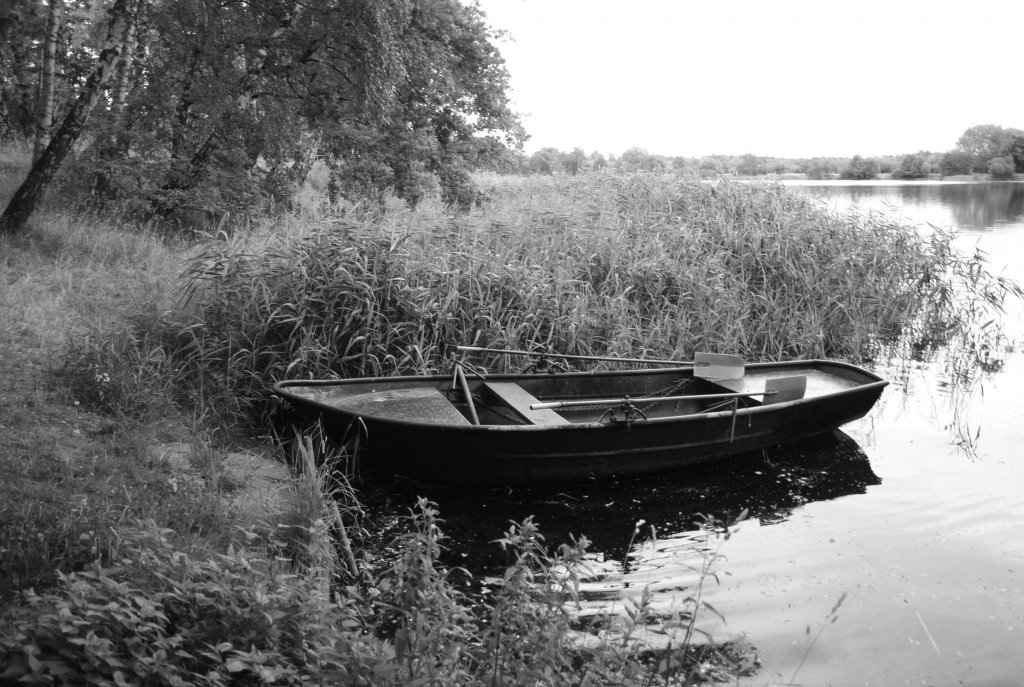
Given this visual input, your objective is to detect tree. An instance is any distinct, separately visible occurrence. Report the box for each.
[939,150,973,177]
[955,124,1024,173]
[1,1,98,143]
[841,155,880,180]
[802,157,836,180]
[698,158,721,177]
[1009,136,1024,174]
[315,1,524,209]
[32,0,64,161]
[669,156,692,174]
[8,0,523,221]
[1,0,141,235]
[891,153,929,180]
[987,155,1015,180]
[561,147,585,175]
[736,153,766,176]
[618,147,663,172]
[528,148,562,175]
[1,0,46,141]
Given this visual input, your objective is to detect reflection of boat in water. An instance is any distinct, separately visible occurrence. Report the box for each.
[364,429,881,570]
[560,430,881,647]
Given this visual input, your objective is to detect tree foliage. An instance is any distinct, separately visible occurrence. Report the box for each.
[800,158,837,180]
[736,153,766,176]
[2,0,525,224]
[841,155,879,180]
[619,147,664,172]
[1010,136,1024,174]
[891,153,929,180]
[987,155,1015,180]
[2,0,141,234]
[0,0,102,142]
[527,147,561,175]
[939,150,973,177]
[561,147,585,175]
[954,124,1024,173]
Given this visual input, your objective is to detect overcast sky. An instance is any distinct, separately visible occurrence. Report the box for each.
[475,0,1024,159]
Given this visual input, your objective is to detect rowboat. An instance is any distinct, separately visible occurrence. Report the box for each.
[273,352,888,485]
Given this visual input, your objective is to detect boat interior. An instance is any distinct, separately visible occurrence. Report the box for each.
[465,374,753,426]
[284,359,873,428]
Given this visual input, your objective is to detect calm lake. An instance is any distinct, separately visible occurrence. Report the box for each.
[376,181,1024,686]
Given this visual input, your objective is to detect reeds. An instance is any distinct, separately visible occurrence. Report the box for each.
[148,172,1018,428]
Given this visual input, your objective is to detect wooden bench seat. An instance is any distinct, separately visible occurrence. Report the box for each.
[482,382,570,426]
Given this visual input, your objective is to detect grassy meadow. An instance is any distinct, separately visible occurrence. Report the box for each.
[1,151,1019,684]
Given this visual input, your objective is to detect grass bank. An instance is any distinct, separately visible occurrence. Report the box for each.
[1,166,1018,684]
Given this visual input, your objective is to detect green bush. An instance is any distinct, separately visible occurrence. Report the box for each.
[891,153,929,179]
[0,526,361,686]
[987,155,1016,180]
[940,150,973,177]
[841,155,880,180]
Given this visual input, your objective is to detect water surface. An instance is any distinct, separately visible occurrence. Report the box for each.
[783,180,1024,236]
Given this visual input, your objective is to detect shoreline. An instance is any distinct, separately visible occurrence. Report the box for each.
[768,172,1023,184]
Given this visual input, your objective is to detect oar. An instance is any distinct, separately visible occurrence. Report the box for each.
[455,346,744,380]
[530,390,776,411]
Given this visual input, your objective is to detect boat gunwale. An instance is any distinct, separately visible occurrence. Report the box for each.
[273,360,889,431]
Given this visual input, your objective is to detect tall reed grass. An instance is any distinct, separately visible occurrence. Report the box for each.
[126,172,1019,428]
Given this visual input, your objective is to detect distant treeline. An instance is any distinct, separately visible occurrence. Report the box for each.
[512,124,1024,180]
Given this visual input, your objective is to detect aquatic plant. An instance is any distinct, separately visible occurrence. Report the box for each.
[112,172,1019,429]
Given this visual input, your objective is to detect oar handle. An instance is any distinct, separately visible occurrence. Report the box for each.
[530,390,776,410]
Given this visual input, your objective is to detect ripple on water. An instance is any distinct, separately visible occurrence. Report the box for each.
[554,352,1024,685]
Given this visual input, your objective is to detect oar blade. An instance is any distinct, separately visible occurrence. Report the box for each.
[694,352,745,380]
[764,375,807,404]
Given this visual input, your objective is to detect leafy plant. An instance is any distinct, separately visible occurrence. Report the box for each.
[478,516,584,685]
[841,155,880,180]
[0,525,356,686]
[987,155,1016,180]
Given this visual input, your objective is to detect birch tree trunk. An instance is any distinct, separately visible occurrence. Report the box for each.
[33,0,64,162]
[0,91,12,141]
[1,0,141,235]
[111,3,137,116]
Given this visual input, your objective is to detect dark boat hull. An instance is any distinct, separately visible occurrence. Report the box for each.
[274,360,887,485]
